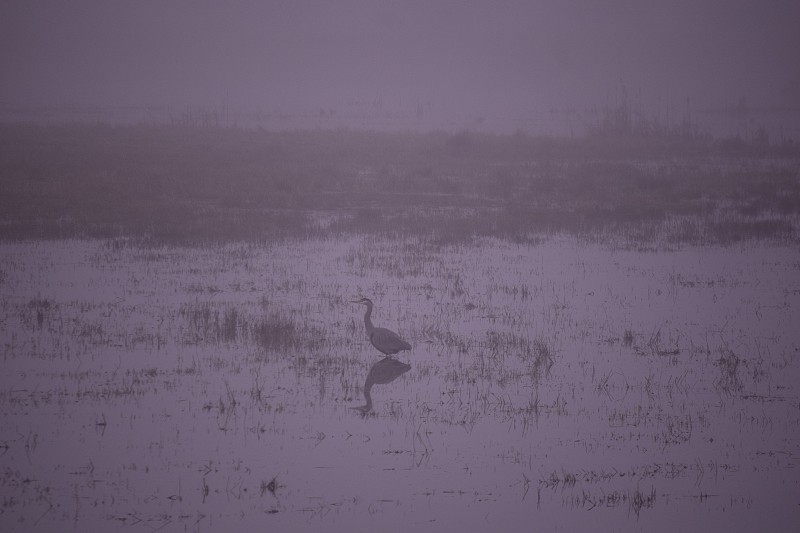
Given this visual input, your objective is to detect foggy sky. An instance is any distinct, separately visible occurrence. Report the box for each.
[2,1,799,119]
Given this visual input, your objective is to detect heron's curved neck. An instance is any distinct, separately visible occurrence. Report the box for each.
[363,303,374,333]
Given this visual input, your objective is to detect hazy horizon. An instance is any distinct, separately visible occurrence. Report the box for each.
[2,1,799,128]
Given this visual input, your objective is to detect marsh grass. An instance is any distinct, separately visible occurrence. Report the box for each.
[529,338,555,380]
[1,123,799,247]
[1,202,799,529]
[479,331,555,386]
[622,329,635,347]
[714,348,744,395]
[180,301,324,353]
[251,313,312,352]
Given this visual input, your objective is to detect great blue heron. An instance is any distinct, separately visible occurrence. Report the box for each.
[351,297,411,357]
[352,356,411,413]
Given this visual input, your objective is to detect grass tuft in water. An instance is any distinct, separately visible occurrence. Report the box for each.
[714,348,744,395]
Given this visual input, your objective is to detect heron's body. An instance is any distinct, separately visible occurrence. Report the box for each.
[352,298,411,356]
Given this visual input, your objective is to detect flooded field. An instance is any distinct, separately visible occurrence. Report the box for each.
[2,235,799,532]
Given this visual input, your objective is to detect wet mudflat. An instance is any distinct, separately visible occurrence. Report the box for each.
[1,236,799,532]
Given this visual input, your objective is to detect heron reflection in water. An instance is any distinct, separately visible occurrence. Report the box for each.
[352,356,411,414]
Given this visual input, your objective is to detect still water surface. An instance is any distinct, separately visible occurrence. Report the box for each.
[1,237,798,531]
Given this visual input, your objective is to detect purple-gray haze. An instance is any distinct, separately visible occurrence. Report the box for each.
[2,0,799,129]
[2,3,800,531]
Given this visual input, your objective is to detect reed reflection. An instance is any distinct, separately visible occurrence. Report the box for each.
[352,357,411,414]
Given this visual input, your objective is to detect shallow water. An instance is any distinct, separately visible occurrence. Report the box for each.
[1,237,799,532]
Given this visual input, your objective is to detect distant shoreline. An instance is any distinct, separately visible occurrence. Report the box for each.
[1,122,798,247]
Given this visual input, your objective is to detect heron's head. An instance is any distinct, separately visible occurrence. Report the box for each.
[351,297,373,306]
